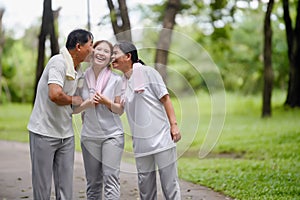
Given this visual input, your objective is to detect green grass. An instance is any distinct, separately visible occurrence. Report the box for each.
[175,91,300,200]
[0,91,299,200]
[0,103,31,142]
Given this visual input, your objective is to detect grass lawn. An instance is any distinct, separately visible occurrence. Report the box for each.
[0,91,299,200]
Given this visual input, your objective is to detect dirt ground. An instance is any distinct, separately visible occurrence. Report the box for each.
[0,140,232,200]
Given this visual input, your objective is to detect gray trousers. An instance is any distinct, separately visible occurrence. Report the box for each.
[29,131,75,200]
[135,147,181,200]
[81,135,124,200]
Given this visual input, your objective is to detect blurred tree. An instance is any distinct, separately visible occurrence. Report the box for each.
[1,37,17,102]
[87,0,91,30]
[155,0,181,84]
[33,0,60,104]
[262,0,275,118]
[137,1,290,96]
[106,0,132,41]
[283,0,300,107]
[0,8,4,103]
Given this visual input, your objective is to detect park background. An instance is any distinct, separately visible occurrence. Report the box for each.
[0,0,299,199]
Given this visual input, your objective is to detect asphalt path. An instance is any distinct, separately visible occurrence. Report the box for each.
[0,140,232,200]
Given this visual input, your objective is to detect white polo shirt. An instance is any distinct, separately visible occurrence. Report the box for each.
[124,65,176,157]
[27,54,83,138]
[80,71,124,139]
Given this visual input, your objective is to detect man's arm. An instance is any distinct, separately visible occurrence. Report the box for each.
[48,83,82,106]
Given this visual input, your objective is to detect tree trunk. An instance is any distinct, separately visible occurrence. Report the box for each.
[106,0,132,41]
[33,0,59,105]
[283,0,300,107]
[87,0,91,31]
[262,0,274,117]
[0,9,4,104]
[154,0,181,85]
[50,8,60,56]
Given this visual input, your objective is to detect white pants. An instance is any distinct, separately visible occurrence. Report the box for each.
[29,132,74,200]
[135,147,181,200]
[81,135,124,200]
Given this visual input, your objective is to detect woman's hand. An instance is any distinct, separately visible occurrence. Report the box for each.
[93,92,110,105]
[72,98,94,114]
[170,123,181,143]
[93,93,124,115]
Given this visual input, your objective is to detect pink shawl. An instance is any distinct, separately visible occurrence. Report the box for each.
[85,66,111,96]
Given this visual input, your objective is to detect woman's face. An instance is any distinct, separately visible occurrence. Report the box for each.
[111,46,129,73]
[93,42,111,68]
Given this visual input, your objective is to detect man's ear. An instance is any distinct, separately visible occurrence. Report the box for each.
[76,43,81,51]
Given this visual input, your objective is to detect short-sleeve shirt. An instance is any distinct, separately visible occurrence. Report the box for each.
[80,71,124,138]
[124,65,176,157]
[27,54,83,138]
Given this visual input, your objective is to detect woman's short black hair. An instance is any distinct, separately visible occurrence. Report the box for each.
[66,29,94,50]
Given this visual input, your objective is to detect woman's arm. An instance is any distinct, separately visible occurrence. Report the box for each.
[160,94,181,143]
[72,98,94,114]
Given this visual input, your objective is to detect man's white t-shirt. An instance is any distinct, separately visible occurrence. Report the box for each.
[27,54,83,138]
[80,71,124,138]
[124,65,176,157]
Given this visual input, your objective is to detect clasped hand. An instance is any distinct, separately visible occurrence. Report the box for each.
[93,92,109,105]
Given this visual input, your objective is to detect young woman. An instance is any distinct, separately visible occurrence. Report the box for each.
[111,41,181,200]
[74,40,124,199]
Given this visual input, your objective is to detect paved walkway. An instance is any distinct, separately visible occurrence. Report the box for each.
[0,140,232,200]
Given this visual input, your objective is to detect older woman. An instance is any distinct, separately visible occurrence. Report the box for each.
[111,41,181,200]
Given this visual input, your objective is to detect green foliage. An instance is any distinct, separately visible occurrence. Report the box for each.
[210,0,228,10]
[137,1,288,95]
[2,37,17,79]
[174,2,288,95]
[2,60,16,79]
[1,29,37,102]
[0,1,294,101]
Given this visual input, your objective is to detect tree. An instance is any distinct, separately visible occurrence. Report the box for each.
[33,0,59,104]
[87,0,91,31]
[283,0,300,107]
[106,0,132,41]
[0,8,4,103]
[154,0,181,84]
[262,0,275,117]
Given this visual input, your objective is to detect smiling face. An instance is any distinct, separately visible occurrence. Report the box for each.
[93,41,112,68]
[111,46,131,73]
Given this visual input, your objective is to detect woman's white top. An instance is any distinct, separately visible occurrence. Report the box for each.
[80,71,124,139]
[123,64,176,157]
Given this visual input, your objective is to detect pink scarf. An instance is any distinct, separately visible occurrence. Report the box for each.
[132,63,146,92]
[121,63,145,105]
[85,66,111,96]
